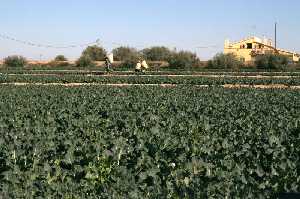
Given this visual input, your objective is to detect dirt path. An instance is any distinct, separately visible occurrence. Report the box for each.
[2,73,300,78]
[2,70,300,74]
[0,83,178,87]
[85,74,297,78]
[222,84,300,89]
[1,82,300,89]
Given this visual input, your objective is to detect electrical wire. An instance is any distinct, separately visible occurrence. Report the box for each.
[196,45,219,49]
[0,33,221,51]
[0,33,99,49]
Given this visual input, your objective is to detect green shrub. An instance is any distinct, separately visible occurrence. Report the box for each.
[122,54,141,69]
[48,61,70,68]
[4,55,27,68]
[255,53,289,70]
[82,45,107,61]
[207,53,243,69]
[111,47,142,68]
[76,55,95,67]
[54,55,68,62]
[167,51,200,69]
[112,46,139,61]
[296,59,300,68]
[142,46,172,61]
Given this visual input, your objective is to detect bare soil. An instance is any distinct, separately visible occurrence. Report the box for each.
[2,73,299,79]
[1,82,300,89]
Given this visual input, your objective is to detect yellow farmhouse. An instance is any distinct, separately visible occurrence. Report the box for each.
[224,36,300,63]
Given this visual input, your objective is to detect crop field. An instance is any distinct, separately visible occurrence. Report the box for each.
[2,69,300,76]
[0,71,300,198]
[2,71,300,86]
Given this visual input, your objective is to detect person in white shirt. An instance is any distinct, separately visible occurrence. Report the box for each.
[135,61,142,72]
[135,59,149,73]
[105,53,114,72]
[141,60,148,71]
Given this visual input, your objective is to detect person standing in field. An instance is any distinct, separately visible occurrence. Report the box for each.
[141,60,148,71]
[135,60,142,73]
[105,53,114,72]
[135,59,148,73]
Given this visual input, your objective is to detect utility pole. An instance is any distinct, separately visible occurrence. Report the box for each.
[275,22,277,50]
[96,39,101,47]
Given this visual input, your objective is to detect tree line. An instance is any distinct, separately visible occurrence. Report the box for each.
[1,45,298,70]
[75,45,201,69]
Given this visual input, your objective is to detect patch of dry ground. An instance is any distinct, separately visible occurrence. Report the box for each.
[2,73,300,79]
[1,82,300,89]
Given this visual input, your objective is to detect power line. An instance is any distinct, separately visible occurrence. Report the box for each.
[196,45,219,49]
[0,33,222,52]
[0,33,99,49]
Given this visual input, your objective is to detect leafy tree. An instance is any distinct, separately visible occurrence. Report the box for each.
[112,46,139,61]
[207,53,243,69]
[255,53,289,70]
[82,45,107,61]
[54,55,68,62]
[167,51,200,69]
[123,53,142,68]
[111,46,142,68]
[76,55,95,67]
[48,60,70,68]
[4,55,27,68]
[142,46,172,61]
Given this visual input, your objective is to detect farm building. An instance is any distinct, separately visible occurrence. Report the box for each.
[224,36,300,63]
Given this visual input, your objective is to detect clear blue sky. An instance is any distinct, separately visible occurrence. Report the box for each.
[0,0,299,60]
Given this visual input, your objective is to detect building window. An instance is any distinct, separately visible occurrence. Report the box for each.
[247,43,253,49]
